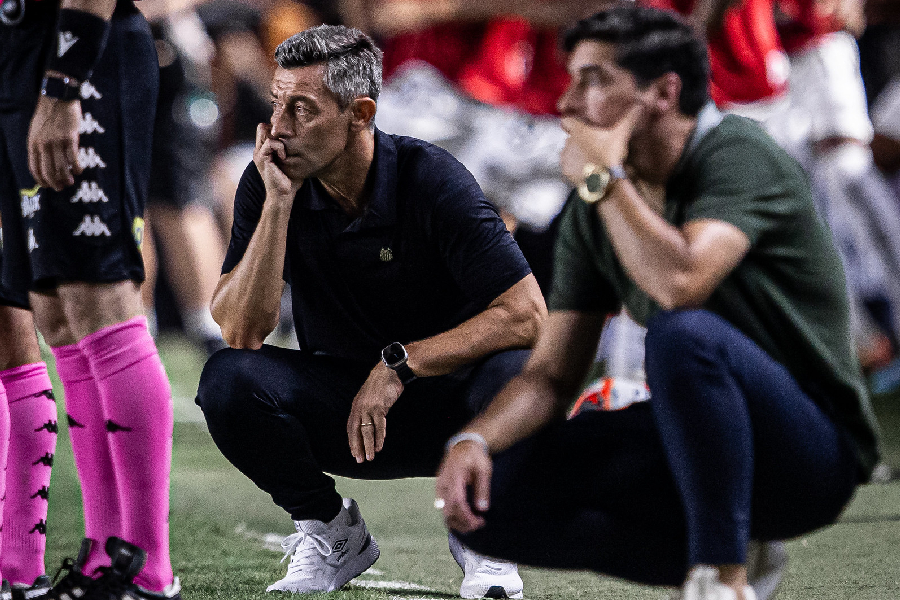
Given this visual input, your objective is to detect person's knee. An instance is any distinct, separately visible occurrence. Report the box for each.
[196,348,259,419]
[645,309,719,357]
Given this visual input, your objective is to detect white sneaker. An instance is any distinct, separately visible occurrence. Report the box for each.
[746,541,786,600]
[448,533,523,599]
[679,566,758,600]
[266,498,380,593]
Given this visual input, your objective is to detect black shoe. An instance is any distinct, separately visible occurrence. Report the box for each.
[10,575,52,600]
[44,538,97,599]
[86,538,181,600]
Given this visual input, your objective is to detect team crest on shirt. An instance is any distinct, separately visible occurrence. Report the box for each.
[20,185,40,218]
[133,217,145,250]
[379,247,393,262]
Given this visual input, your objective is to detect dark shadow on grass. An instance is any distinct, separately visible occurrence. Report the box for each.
[836,513,900,524]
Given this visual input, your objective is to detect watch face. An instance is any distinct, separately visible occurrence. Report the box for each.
[585,170,610,194]
[577,164,610,204]
[382,342,407,367]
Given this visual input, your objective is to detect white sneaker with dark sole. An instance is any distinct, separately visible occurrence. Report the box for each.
[266,498,380,593]
[448,533,523,599]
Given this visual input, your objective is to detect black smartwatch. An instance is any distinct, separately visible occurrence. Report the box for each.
[381,342,417,385]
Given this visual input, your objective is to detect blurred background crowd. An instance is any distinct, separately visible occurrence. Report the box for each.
[133,0,900,406]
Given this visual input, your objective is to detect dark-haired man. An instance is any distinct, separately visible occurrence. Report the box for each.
[195,24,546,596]
[1,0,179,598]
[436,6,880,600]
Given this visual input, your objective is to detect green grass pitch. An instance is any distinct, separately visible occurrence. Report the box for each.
[39,334,900,599]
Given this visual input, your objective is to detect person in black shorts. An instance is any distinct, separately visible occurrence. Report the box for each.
[0,0,179,598]
[194,24,546,598]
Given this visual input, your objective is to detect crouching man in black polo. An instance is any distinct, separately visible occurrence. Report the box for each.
[195,24,546,597]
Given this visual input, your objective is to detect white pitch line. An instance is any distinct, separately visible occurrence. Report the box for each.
[350,580,437,592]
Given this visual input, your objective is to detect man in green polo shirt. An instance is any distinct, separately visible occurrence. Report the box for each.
[434,5,880,600]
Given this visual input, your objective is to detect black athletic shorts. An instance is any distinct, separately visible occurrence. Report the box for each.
[0,1,158,308]
[148,32,215,210]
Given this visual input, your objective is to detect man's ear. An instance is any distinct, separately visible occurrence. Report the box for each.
[349,97,377,132]
[652,72,683,114]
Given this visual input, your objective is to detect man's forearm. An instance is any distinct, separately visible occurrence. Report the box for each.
[598,181,695,308]
[62,0,116,19]
[211,200,291,349]
[405,274,546,377]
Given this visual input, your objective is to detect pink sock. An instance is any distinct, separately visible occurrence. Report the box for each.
[0,383,9,583]
[0,363,56,584]
[79,316,174,591]
[51,344,121,577]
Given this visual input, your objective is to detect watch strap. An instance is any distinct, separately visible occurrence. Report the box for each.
[392,361,417,386]
[41,75,81,101]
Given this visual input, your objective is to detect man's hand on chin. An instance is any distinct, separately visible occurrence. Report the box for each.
[254,122,303,203]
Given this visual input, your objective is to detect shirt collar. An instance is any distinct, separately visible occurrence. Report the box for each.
[298,128,398,230]
[671,102,724,178]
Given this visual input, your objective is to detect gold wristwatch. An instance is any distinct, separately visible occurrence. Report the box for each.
[578,163,627,204]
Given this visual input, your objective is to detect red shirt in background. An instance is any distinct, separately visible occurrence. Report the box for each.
[644,0,789,106]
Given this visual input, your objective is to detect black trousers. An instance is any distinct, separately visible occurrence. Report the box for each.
[196,345,529,522]
[460,310,860,587]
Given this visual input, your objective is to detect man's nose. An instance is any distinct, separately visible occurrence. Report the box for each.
[271,108,292,137]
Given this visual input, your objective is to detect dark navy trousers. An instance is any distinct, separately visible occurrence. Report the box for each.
[460,309,859,586]
[196,345,529,523]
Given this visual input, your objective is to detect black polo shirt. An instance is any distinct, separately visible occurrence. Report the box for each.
[223,129,531,366]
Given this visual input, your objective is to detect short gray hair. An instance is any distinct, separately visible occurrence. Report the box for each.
[275,24,383,110]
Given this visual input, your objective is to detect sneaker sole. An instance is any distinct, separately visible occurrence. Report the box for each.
[328,534,380,592]
[460,579,524,599]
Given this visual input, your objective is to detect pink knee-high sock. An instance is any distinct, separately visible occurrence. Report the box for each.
[79,316,173,591]
[51,343,121,577]
[0,363,56,584]
[0,382,9,583]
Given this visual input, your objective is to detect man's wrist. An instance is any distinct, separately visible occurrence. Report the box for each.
[41,74,82,101]
[446,432,489,455]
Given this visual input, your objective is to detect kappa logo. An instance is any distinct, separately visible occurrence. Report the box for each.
[73,215,111,237]
[27,228,39,252]
[32,453,54,467]
[79,112,105,135]
[80,81,102,100]
[20,185,40,218]
[105,420,132,433]
[71,181,108,203]
[29,519,47,535]
[77,147,106,169]
[34,420,58,434]
[57,31,78,57]
[31,486,50,501]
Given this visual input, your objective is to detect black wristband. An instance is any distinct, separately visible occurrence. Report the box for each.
[41,75,81,101]
[393,362,417,386]
[47,9,111,83]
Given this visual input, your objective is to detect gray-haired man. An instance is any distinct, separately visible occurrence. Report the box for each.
[195,25,546,596]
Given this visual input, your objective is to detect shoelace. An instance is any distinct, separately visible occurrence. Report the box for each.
[49,558,92,597]
[279,527,333,576]
[87,565,131,599]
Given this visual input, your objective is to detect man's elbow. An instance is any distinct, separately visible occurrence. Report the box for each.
[653,273,711,311]
[503,283,548,347]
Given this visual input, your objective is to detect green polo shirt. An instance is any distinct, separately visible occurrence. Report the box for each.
[550,110,880,479]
